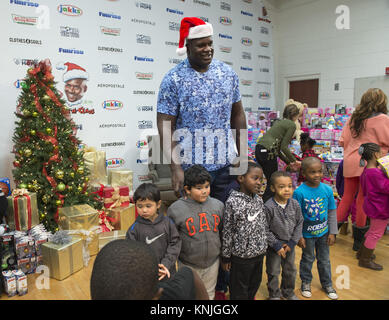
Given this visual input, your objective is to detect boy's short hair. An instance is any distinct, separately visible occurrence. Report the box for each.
[184,165,212,189]
[269,171,292,187]
[134,183,161,203]
[301,157,322,172]
[90,239,159,300]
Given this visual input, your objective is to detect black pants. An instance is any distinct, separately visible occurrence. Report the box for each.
[230,254,265,300]
[255,144,278,203]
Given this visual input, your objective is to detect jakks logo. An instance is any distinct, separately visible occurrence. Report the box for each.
[58,47,84,54]
[134,56,154,62]
[259,92,270,99]
[102,64,119,73]
[58,5,82,16]
[10,0,39,7]
[14,79,27,89]
[14,58,38,66]
[100,26,121,36]
[103,100,123,110]
[60,26,79,38]
[219,33,232,40]
[12,14,37,25]
[136,140,148,148]
[219,17,232,25]
[99,11,121,19]
[135,72,153,80]
[106,158,125,168]
[241,37,252,46]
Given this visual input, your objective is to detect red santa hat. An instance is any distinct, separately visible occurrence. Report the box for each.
[176,17,213,56]
[56,62,89,82]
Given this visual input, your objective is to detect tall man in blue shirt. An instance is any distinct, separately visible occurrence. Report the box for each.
[157,17,247,202]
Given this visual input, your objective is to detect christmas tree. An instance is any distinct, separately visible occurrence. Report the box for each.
[11,59,102,232]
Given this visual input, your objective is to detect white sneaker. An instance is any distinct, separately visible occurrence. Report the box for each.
[323,286,338,300]
[300,283,312,298]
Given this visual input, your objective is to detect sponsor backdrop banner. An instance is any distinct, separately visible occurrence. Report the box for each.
[0,0,274,189]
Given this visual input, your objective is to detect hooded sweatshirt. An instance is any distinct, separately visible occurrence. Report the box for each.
[167,196,224,269]
[126,212,181,275]
[222,190,268,262]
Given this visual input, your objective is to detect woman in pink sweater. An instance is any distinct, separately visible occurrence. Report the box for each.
[358,143,389,270]
[337,88,389,251]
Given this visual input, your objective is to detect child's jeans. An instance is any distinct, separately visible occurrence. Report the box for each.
[299,233,333,288]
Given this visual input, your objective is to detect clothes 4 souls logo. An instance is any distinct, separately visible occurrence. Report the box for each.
[57,5,83,16]
[102,100,123,110]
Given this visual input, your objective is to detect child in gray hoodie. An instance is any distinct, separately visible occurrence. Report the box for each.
[167,165,224,300]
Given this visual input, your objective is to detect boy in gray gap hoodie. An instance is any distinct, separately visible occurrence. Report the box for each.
[167,165,224,300]
[127,183,181,281]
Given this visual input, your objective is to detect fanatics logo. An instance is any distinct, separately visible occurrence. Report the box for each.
[12,14,38,25]
[240,10,253,17]
[240,66,253,71]
[58,47,84,54]
[102,100,123,110]
[166,8,184,15]
[57,5,83,16]
[134,56,154,62]
[219,33,232,40]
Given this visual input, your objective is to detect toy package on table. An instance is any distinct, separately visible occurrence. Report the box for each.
[335,114,350,130]
[2,270,17,297]
[277,158,299,188]
[320,129,334,140]
[247,128,265,158]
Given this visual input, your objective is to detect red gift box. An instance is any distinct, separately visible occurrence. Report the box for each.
[103,186,130,209]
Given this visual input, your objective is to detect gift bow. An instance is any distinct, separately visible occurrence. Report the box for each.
[98,210,115,232]
[12,188,29,197]
[84,146,97,153]
[104,187,130,209]
[68,226,102,267]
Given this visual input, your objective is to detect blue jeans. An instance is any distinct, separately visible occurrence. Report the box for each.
[299,233,333,288]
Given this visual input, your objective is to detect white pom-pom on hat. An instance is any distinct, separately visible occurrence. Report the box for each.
[176,17,213,56]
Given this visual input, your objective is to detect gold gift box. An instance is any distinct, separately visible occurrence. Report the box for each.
[108,169,133,192]
[70,230,99,257]
[107,204,135,231]
[7,192,39,231]
[41,237,83,281]
[98,230,126,251]
[58,204,99,231]
[84,149,108,187]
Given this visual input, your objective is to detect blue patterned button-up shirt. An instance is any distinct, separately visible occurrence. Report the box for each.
[157,59,241,172]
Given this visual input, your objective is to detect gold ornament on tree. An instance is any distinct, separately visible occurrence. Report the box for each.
[55,170,64,179]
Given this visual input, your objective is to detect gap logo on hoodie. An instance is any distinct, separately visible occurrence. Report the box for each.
[185,213,221,236]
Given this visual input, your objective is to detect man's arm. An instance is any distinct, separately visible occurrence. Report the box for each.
[230,101,247,158]
[157,112,184,197]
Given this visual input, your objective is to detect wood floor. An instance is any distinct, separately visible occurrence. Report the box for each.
[2,227,389,300]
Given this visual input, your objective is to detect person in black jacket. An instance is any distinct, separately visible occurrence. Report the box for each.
[126,183,181,281]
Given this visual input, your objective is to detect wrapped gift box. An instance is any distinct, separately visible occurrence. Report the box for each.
[108,169,133,192]
[58,204,99,231]
[107,204,135,231]
[98,230,126,251]
[69,228,100,257]
[377,155,389,178]
[83,148,108,187]
[6,190,39,232]
[41,237,83,281]
[103,186,130,209]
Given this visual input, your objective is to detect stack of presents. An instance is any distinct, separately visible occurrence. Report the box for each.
[0,147,136,297]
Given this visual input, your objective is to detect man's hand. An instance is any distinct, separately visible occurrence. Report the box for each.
[277,247,286,258]
[158,264,171,281]
[327,234,336,246]
[171,165,185,198]
[282,243,291,254]
[297,237,306,249]
[289,161,301,172]
[222,262,231,272]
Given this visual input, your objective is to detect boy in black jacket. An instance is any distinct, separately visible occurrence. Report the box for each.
[126,183,181,281]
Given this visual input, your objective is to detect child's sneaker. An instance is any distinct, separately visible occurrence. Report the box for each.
[300,283,312,298]
[323,286,338,300]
